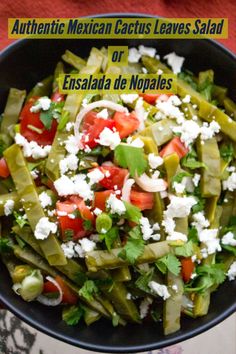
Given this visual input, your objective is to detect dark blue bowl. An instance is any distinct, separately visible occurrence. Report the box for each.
[0,13,235,353]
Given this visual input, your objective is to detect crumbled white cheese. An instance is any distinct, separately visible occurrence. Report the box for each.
[65,122,74,132]
[72,174,93,201]
[227,261,236,281]
[79,238,96,253]
[223,172,236,191]
[15,133,51,159]
[87,168,104,185]
[182,94,191,103]
[192,173,201,187]
[140,217,160,241]
[172,284,178,292]
[128,47,141,63]
[30,169,39,179]
[30,97,51,112]
[34,217,57,240]
[96,127,121,150]
[61,241,76,259]
[157,69,163,75]
[165,196,197,218]
[156,95,184,124]
[127,137,144,148]
[192,212,210,233]
[120,94,139,104]
[138,45,156,58]
[172,120,200,147]
[142,67,148,74]
[139,297,153,319]
[97,108,109,119]
[148,281,171,300]
[39,192,52,208]
[148,154,163,169]
[163,52,185,74]
[173,181,186,194]
[59,154,79,175]
[4,199,14,216]
[126,292,132,300]
[65,135,80,154]
[167,231,188,242]
[200,121,221,140]
[54,175,76,196]
[198,229,221,255]
[106,194,126,215]
[226,166,236,172]
[222,232,236,246]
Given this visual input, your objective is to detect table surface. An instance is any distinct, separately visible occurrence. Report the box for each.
[0,310,235,354]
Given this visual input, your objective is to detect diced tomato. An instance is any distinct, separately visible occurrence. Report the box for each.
[94,190,114,211]
[81,111,115,148]
[139,93,172,104]
[113,111,140,139]
[69,196,94,222]
[130,190,154,210]
[181,258,195,283]
[51,91,65,102]
[159,137,189,159]
[44,276,78,304]
[56,197,94,240]
[0,158,10,178]
[98,166,128,190]
[20,97,58,146]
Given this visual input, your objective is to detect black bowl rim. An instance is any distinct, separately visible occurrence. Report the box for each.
[0,12,236,353]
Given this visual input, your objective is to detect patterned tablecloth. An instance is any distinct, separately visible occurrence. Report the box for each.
[0,310,235,354]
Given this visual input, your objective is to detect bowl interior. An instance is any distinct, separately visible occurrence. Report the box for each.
[0,33,236,353]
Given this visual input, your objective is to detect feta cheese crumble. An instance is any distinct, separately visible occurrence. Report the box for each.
[156,95,184,124]
[148,153,163,169]
[65,135,80,154]
[30,97,51,112]
[148,281,171,300]
[140,217,160,241]
[182,94,191,103]
[120,94,139,104]
[34,217,57,240]
[163,52,185,74]
[127,137,144,148]
[87,168,104,185]
[172,120,200,147]
[97,108,109,119]
[59,154,79,175]
[4,199,14,216]
[39,192,52,208]
[221,232,236,247]
[223,172,236,191]
[106,194,126,215]
[138,45,156,58]
[15,133,51,159]
[96,127,121,150]
[192,173,201,187]
[198,229,221,255]
[227,261,236,281]
[165,196,197,218]
[200,121,221,140]
[128,47,141,63]
[139,297,153,319]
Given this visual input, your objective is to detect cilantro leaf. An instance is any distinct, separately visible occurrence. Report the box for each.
[13,211,29,228]
[64,229,74,241]
[62,305,84,326]
[114,143,147,177]
[174,241,194,257]
[197,264,226,285]
[188,227,199,243]
[181,148,206,170]
[155,254,181,276]
[0,238,13,253]
[99,226,119,251]
[78,280,98,301]
[220,143,234,163]
[40,110,53,130]
[135,268,154,293]
[83,219,93,231]
[123,201,142,223]
[178,70,198,90]
[118,227,144,264]
[171,171,192,185]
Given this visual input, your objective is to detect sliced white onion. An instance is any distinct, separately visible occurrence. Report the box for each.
[37,276,63,307]
[102,161,114,167]
[121,177,135,202]
[12,283,22,295]
[74,100,128,146]
[135,173,167,192]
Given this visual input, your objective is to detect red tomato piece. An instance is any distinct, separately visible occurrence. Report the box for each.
[181,258,195,283]
[94,190,114,211]
[81,111,115,148]
[130,190,154,210]
[0,158,10,178]
[159,137,188,159]
[44,276,78,304]
[20,97,58,146]
[98,166,128,190]
[139,93,172,104]
[56,199,88,240]
[113,111,140,139]
[51,91,65,102]
[69,195,94,222]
